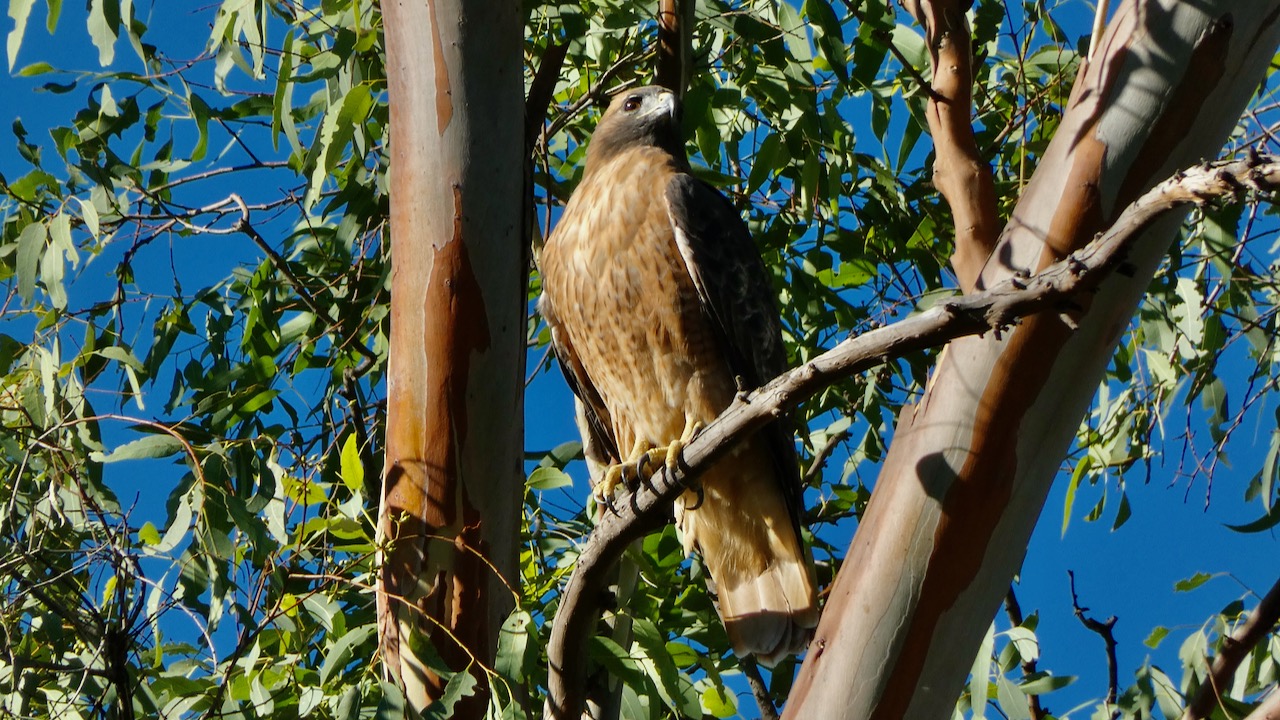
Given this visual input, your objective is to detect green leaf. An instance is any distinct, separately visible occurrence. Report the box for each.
[890,23,927,72]
[969,622,994,718]
[1003,626,1038,663]
[298,687,324,716]
[1111,490,1131,530]
[188,92,210,161]
[138,521,161,546]
[15,220,46,305]
[1226,506,1280,534]
[1019,672,1074,695]
[527,466,572,491]
[495,610,531,684]
[700,683,736,718]
[1062,455,1090,536]
[75,196,100,238]
[996,674,1031,720]
[86,0,120,66]
[632,618,699,716]
[6,0,36,70]
[43,0,59,33]
[588,635,647,690]
[16,61,51,76]
[306,83,374,209]
[1144,626,1169,649]
[272,29,297,152]
[90,434,185,463]
[375,680,406,719]
[436,668,478,717]
[154,494,193,554]
[777,2,811,63]
[319,624,376,685]
[340,434,365,493]
[1175,572,1213,593]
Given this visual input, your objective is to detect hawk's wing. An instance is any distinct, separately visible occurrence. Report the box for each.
[664,175,805,524]
[665,175,787,388]
[539,294,620,474]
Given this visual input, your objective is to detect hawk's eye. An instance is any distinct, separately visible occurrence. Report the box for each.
[622,96,642,112]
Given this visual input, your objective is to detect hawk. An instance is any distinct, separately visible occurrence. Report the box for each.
[538,86,818,664]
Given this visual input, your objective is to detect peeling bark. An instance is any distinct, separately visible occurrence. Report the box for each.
[783,3,1280,718]
[377,0,525,715]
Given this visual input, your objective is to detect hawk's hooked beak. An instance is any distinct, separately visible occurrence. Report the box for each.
[640,90,679,122]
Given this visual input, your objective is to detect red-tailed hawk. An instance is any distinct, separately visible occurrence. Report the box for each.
[538,86,818,664]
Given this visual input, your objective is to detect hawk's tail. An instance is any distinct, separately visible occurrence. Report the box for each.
[676,443,819,666]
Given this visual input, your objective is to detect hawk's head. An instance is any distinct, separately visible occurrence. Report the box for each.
[586,86,685,168]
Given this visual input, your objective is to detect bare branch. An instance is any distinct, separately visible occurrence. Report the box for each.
[526,40,570,150]
[655,0,689,95]
[902,0,999,293]
[1181,575,1280,720]
[1069,571,1120,713]
[543,153,1280,719]
[740,656,780,720]
[803,429,850,487]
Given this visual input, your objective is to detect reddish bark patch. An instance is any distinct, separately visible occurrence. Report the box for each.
[427,0,453,134]
[381,186,494,709]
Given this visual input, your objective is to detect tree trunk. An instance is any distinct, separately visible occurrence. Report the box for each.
[375,0,524,716]
[784,2,1280,717]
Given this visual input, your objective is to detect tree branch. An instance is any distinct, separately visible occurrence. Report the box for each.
[740,656,781,720]
[655,0,688,95]
[1069,571,1120,713]
[902,0,999,293]
[543,153,1280,719]
[1180,575,1280,720]
[525,39,569,151]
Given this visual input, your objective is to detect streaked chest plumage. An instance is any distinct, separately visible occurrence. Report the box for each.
[540,148,732,445]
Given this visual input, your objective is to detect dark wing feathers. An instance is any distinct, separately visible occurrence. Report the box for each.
[665,175,787,387]
[664,175,806,527]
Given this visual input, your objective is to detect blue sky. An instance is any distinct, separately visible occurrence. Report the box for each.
[3,2,1278,718]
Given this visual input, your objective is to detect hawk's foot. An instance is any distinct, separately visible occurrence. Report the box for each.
[639,419,705,479]
[593,439,656,507]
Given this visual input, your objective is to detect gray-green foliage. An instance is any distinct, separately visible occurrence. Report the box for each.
[0,0,1276,718]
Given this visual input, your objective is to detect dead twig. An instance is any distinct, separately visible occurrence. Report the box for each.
[1068,571,1120,714]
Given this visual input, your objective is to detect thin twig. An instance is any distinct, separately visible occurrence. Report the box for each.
[802,429,849,487]
[740,656,780,720]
